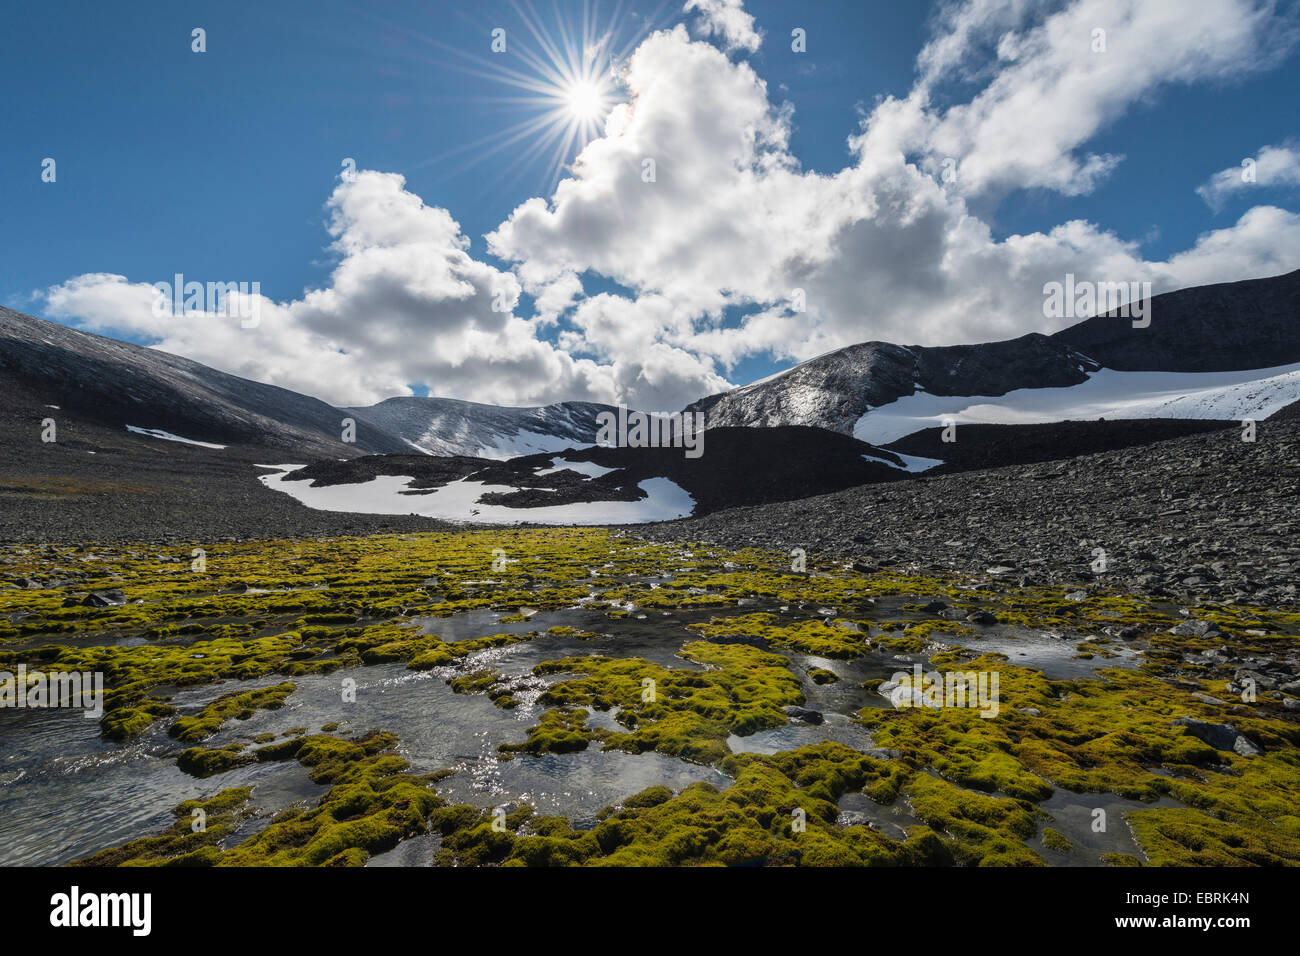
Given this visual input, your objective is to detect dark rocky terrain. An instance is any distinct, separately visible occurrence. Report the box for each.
[881,418,1236,475]
[284,426,916,516]
[0,306,410,456]
[3,271,1298,567]
[637,420,1300,607]
[0,384,450,544]
[1054,268,1300,371]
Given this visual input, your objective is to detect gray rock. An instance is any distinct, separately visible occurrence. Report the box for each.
[782,705,824,725]
[1235,668,1279,691]
[862,748,901,761]
[81,589,126,607]
[1171,717,1263,757]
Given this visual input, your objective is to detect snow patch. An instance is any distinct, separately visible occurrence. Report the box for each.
[536,456,614,479]
[864,452,944,473]
[854,363,1300,445]
[467,430,586,459]
[256,465,694,525]
[126,426,227,449]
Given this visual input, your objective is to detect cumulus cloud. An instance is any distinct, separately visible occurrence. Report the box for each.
[488,1,1300,370]
[44,172,618,408]
[40,0,1300,413]
[684,0,762,53]
[870,0,1299,199]
[1197,143,1300,210]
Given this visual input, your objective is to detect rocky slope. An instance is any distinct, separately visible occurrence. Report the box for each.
[278,426,917,517]
[637,420,1300,607]
[1054,268,1300,372]
[346,396,622,458]
[0,306,410,456]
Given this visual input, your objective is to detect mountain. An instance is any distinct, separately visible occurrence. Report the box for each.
[0,307,638,461]
[0,306,649,537]
[688,336,1098,433]
[4,267,1297,537]
[346,396,622,458]
[688,268,1300,440]
[0,306,409,456]
[1053,269,1300,372]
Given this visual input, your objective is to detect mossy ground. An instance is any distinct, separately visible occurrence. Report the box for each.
[3,529,1296,866]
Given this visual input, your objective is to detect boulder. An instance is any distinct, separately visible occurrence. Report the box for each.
[1171,717,1262,757]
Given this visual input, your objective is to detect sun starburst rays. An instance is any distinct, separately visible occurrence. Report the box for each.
[387,0,674,192]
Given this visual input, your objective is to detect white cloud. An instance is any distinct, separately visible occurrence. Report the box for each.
[870,0,1299,199]
[489,2,1300,372]
[39,0,1300,414]
[684,0,762,53]
[1197,143,1300,210]
[43,172,619,408]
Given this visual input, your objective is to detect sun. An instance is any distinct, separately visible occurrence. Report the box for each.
[405,0,668,190]
[565,79,604,121]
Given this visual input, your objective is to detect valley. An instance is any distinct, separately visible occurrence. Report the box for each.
[3,529,1297,867]
[2,269,1298,870]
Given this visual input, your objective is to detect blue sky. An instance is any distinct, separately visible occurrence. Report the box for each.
[2,0,1298,409]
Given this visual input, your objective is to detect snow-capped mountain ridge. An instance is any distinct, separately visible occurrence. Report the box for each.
[0,307,633,460]
[345,396,626,458]
[688,268,1300,436]
[0,305,411,456]
[688,334,1101,433]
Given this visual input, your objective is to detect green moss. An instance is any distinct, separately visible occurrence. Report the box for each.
[691,613,869,659]
[177,744,255,777]
[906,773,1046,866]
[448,669,500,696]
[436,743,953,867]
[621,785,674,809]
[78,731,450,866]
[1041,827,1072,854]
[70,787,255,867]
[1129,807,1300,866]
[169,682,296,743]
[500,708,592,756]
[504,640,804,764]
[8,529,1297,868]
